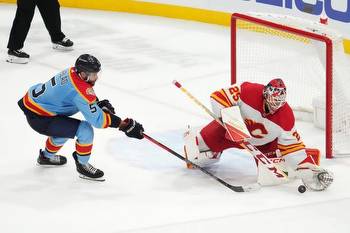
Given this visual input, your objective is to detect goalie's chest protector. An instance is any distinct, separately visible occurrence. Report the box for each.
[238,82,295,145]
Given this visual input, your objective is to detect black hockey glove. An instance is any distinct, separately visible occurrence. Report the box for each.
[119,118,144,139]
[97,99,115,114]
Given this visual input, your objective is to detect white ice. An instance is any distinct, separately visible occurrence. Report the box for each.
[1,4,350,233]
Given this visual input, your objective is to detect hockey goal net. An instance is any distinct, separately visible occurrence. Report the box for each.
[231,12,350,158]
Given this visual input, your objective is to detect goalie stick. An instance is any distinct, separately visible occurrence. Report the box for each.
[172,80,288,185]
[143,133,261,192]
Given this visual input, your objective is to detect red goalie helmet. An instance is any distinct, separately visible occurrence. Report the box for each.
[263,78,287,115]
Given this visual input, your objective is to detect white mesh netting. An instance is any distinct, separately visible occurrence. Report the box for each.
[233,13,350,156]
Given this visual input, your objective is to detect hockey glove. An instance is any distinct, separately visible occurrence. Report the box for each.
[119,118,144,139]
[97,99,115,114]
[299,168,334,191]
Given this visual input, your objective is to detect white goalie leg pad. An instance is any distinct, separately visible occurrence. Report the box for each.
[257,156,290,186]
[184,126,221,167]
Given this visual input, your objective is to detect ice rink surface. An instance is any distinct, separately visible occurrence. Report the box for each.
[1,4,350,233]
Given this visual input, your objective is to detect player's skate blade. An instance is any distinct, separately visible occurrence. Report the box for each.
[72,152,104,181]
[79,174,105,182]
[36,163,67,168]
[6,55,29,64]
[52,38,74,51]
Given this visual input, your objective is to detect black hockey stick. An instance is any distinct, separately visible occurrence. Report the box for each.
[143,133,260,192]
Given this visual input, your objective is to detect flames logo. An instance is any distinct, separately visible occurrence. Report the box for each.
[244,119,268,138]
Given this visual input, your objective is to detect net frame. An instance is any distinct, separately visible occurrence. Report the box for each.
[231,13,335,158]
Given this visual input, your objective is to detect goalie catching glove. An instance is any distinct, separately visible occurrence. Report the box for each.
[297,166,334,191]
[119,118,144,139]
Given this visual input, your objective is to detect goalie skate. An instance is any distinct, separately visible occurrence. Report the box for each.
[183,145,194,169]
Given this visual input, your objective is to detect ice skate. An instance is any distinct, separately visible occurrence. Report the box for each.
[72,152,105,182]
[37,149,67,166]
[52,37,74,51]
[6,49,29,64]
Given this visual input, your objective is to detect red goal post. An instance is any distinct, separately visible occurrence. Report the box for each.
[230,12,348,159]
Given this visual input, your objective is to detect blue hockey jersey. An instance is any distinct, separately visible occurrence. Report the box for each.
[20,67,118,128]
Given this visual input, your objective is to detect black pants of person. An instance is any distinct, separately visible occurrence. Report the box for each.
[18,99,80,139]
[7,0,66,50]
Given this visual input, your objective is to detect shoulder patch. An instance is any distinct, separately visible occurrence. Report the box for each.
[86,88,95,96]
[68,68,97,104]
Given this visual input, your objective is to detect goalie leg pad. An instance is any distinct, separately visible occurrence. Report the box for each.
[257,156,289,186]
[184,126,221,168]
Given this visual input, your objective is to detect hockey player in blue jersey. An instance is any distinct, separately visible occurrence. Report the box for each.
[18,54,144,181]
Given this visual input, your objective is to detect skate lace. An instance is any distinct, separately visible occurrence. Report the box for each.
[83,164,97,174]
[50,155,61,163]
[62,37,69,43]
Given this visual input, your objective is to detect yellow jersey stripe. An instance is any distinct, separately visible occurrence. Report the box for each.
[280,146,306,156]
[210,93,231,108]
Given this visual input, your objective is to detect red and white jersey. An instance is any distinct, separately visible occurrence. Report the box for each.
[210,82,306,158]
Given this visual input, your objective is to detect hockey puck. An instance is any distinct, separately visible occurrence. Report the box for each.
[298,185,306,193]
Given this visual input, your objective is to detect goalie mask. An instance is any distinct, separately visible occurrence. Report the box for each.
[263,78,287,115]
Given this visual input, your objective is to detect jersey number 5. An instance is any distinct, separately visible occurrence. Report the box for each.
[89,104,97,113]
[32,77,57,98]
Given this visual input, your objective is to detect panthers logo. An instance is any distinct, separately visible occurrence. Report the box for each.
[244,119,268,138]
[86,88,96,96]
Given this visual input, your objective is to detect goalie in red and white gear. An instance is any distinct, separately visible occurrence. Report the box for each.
[184,78,333,191]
